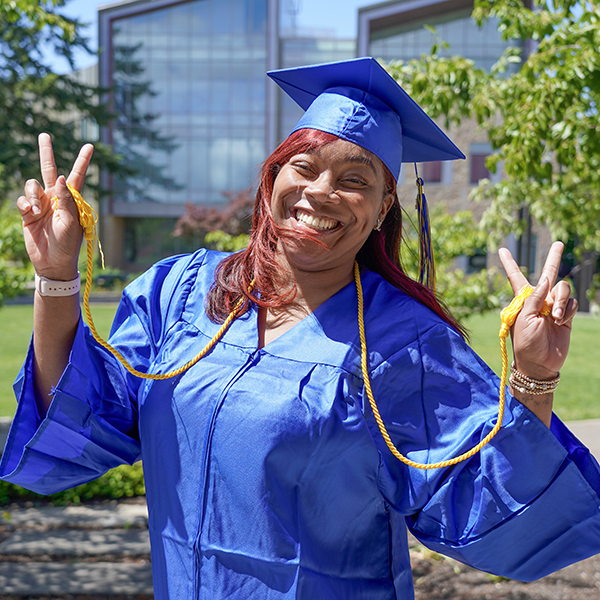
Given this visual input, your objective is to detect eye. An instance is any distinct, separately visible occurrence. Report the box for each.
[342,175,368,187]
[291,160,315,176]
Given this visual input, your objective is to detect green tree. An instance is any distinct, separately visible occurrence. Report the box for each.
[0,0,128,304]
[0,0,124,201]
[401,208,513,320]
[110,39,181,203]
[386,0,600,296]
[0,204,33,304]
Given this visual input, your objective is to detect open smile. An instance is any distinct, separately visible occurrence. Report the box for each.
[294,209,340,232]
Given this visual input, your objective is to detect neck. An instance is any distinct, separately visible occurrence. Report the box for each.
[257,250,356,348]
[274,253,355,314]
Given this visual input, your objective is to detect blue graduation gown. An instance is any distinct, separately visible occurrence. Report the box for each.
[2,249,600,599]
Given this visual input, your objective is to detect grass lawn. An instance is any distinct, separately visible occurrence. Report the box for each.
[464,312,600,421]
[0,304,599,421]
[0,303,118,418]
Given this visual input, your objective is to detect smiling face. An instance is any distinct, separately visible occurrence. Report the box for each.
[270,138,395,278]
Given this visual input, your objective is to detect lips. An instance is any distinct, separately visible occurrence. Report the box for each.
[294,209,339,231]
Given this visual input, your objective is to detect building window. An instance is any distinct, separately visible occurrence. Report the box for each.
[470,154,491,183]
[467,250,487,273]
[516,207,537,276]
[124,218,201,268]
[367,10,517,74]
[109,0,269,209]
[418,161,442,183]
[470,143,493,184]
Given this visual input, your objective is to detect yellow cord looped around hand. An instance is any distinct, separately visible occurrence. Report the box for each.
[53,184,250,380]
[55,185,105,269]
[355,263,551,470]
[499,285,551,338]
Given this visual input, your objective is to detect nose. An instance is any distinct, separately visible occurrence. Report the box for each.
[304,170,334,202]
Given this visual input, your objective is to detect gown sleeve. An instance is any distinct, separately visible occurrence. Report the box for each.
[372,315,600,582]
[0,251,205,495]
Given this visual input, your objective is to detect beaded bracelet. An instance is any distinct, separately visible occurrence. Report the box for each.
[509,361,560,395]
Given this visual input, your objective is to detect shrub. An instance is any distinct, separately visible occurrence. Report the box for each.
[0,462,145,506]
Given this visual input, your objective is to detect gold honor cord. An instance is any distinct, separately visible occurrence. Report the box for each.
[54,184,249,380]
[56,186,550,463]
[354,262,551,470]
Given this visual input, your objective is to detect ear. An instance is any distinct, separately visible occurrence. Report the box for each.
[378,192,395,223]
[271,163,281,184]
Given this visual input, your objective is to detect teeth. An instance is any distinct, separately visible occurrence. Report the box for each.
[295,210,338,231]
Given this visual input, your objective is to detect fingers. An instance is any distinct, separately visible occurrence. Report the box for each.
[538,241,564,289]
[38,133,58,190]
[17,194,38,224]
[549,279,576,325]
[498,247,528,294]
[54,175,78,219]
[523,274,551,316]
[67,143,94,192]
[501,241,566,299]
[18,179,45,223]
[523,270,577,329]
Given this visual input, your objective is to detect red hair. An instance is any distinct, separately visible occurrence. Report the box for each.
[206,128,464,335]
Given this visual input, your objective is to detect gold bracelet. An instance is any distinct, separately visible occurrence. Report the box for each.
[509,362,560,395]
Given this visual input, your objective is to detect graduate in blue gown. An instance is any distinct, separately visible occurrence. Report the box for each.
[2,58,600,599]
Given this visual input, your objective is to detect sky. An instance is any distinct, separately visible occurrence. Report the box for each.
[51,0,372,73]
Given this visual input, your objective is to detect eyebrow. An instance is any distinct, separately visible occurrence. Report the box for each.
[344,154,378,176]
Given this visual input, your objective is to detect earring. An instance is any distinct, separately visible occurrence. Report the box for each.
[375,218,382,232]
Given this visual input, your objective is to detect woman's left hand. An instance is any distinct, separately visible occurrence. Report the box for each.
[499,241,578,425]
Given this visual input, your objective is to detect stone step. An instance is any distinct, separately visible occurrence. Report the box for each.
[1,501,148,530]
[0,561,153,595]
[0,528,150,557]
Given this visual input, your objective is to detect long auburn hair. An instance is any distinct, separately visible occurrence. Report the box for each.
[205,128,464,335]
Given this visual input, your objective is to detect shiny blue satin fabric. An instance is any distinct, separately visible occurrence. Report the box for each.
[2,249,600,599]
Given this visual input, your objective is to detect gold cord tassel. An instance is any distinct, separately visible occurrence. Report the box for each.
[53,184,248,380]
[355,261,550,470]
[56,186,552,466]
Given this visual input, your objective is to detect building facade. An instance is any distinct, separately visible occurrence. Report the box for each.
[97,0,354,268]
[357,0,546,277]
[96,0,581,293]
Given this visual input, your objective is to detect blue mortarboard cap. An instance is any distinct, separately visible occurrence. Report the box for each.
[268,57,465,180]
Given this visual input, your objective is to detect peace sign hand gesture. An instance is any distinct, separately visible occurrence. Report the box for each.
[16,133,94,281]
[499,241,578,426]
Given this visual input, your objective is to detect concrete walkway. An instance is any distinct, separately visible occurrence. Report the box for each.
[0,500,153,596]
[565,419,600,460]
[1,418,599,597]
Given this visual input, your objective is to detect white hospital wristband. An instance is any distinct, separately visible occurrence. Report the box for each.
[35,272,81,297]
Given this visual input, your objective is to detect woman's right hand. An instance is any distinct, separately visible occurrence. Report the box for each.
[16,133,94,281]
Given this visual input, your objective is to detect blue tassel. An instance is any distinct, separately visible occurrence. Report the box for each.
[415,165,436,291]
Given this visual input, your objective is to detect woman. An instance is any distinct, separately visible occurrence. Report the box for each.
[2,58,599,600]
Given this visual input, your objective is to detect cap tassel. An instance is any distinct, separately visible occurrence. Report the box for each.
[415,165,436,291]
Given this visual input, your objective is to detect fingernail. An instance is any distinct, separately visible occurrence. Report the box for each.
[58,175,66,186]
[32,205,40,215]
[554,307,564,319]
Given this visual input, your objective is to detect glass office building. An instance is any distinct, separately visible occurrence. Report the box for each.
[368,8,510,72]
[279,37,355,138]
[98,0,356,267]
[105,0,269,211]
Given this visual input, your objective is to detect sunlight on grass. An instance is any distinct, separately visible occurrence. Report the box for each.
[0,305,598,421]
[0,303,118,418]
[465,312,600,421]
